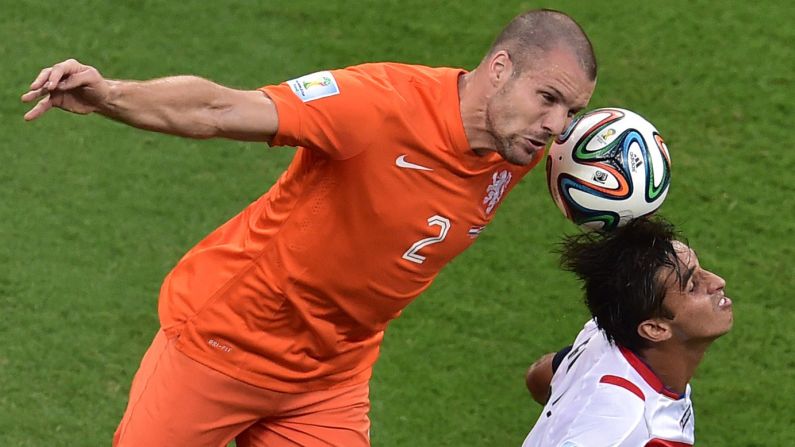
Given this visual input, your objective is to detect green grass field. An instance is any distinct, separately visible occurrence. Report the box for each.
[2,1,793,445]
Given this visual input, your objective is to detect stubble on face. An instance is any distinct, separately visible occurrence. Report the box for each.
[485,98,521,164]
[483,80,541,166]
[482,48,594,166]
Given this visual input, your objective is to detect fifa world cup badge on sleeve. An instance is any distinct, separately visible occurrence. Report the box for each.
[288,71,340,102]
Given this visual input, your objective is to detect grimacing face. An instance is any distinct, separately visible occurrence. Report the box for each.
[485,47,595,166]
[658,241,733,343]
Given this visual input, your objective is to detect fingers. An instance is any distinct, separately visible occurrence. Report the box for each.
[23,66,56,103]
[54,68,95,91]
[43,59,79,91]
[22,59,100,120]
[29,67,53,90]
[21,86,50,103]
[26,58,88,93]
[23,95,53,121]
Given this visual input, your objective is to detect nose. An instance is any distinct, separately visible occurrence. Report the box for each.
[542,107,569,136]
[706,270,726,294]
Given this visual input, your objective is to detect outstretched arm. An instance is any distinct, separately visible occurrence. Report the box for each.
[21,59,278,142]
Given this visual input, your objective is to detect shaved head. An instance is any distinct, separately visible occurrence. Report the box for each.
[487,9,597,80]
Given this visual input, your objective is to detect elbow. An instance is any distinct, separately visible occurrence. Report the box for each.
[526,369,550,404]
[176,77,235,139]
[526,353,556,405]
[171,82,275,142]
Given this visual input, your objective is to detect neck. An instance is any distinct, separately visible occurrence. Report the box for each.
[458,68,497,155]
[637,342,710,395]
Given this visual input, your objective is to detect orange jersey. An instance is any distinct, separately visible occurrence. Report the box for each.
[158,63,541,392]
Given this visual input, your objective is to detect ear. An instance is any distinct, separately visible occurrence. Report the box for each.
[638,318,672,344]
[487,50,513,87]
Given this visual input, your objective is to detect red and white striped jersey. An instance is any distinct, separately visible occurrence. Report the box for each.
[523,320,695,447]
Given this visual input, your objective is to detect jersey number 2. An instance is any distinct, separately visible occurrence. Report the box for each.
[402,215,451,264]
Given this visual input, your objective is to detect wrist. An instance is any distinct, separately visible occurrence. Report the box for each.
[97,79,123,117]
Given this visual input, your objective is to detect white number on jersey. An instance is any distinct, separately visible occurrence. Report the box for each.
[402,215,451,264]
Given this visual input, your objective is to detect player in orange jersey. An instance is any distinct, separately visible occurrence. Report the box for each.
[22,9,596,447]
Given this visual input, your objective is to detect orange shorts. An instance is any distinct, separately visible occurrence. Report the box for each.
[113,330,371,447]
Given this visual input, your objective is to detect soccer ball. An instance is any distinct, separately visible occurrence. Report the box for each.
[546,108,671,230]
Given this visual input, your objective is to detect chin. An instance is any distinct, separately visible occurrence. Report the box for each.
[711,320,734,339]
[497,147,534,166]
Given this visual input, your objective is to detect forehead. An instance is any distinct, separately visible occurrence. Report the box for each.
[672,241,698,268]
[519,47,595,106]
[659,241,698,289]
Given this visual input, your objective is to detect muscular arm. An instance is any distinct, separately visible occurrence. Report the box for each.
[100,76,277,141]
[22,59,278,142]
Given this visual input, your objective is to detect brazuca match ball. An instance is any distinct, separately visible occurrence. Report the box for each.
[546,108,671,230]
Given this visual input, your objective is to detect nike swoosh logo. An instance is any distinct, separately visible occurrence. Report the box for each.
[395,155,433,171]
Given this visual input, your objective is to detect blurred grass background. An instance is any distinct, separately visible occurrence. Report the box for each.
[2,0,793,445]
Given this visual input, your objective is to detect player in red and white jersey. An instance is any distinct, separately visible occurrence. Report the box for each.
[23,9,597,447]
[525,320,697,446]
[523,218,733,447]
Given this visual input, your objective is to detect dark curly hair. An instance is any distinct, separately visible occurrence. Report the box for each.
[559,217,685,351]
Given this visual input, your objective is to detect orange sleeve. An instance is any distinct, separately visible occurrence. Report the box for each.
[260,66,402,160]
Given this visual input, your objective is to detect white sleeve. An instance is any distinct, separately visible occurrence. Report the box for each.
[556,381,646,447]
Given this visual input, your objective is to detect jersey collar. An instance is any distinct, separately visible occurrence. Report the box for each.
[619,345,686,400]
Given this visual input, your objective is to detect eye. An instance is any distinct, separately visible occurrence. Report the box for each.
[540,92,555,104]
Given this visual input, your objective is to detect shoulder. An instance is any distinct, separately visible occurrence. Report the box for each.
[344,62,461,82]
[557,319,613,370]
[340,63,464,101]
[559,340,649,407]
[566,337,648,418]
[592,372,648,408]
[598,374,647,401]
[557,378,647,444]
